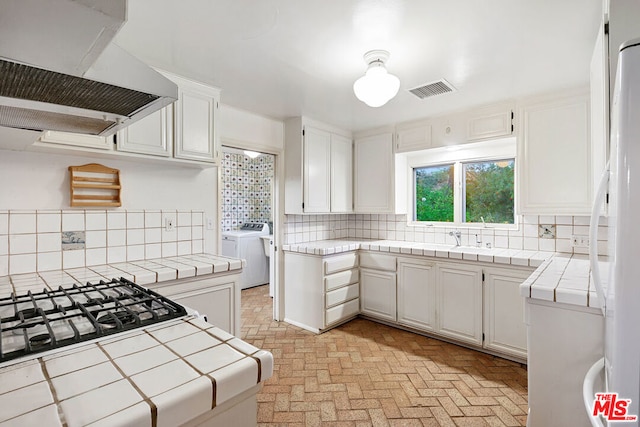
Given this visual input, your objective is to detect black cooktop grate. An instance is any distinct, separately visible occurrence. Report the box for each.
[0,278,187,363]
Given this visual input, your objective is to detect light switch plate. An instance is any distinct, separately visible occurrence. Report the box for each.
[538,224,555,239]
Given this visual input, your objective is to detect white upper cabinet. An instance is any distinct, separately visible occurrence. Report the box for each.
[169,73,220,163]
[116,105,173,157]
[467,103,514,142]
[303,126,332,213]
[354,131,406,214]
[517,91,591,215]
[330,134,353,213]
[395,120,432,153]
[284,117,353,214]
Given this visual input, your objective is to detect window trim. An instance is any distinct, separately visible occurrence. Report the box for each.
[404,138,517,229]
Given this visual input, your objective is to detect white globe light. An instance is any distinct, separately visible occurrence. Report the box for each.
[353,51,400,108]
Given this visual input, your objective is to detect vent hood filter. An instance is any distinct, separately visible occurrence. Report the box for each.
[409,79,456,99]
[0,60,160,117]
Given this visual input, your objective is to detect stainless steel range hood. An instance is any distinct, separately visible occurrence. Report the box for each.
[0,0,178,136]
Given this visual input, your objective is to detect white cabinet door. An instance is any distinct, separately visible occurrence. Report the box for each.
[116,105,172,157]
[303,126,332,213]
[483,267,531,359]
[397,257,436,331]
[172,283,235,334]
[467,108,513,142]
[518,93,590,214]
[175,87,218,162]
[396,122,432,153]
[360,268,396,321]
[436,263,483,346]
[354,132,394,213]
[330,134,353,213]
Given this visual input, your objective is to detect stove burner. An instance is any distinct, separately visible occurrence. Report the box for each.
[96,311,136,328]
[29,334,52,347]
[16,308,39,320]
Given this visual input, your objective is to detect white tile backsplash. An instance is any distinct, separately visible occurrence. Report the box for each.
[283,213,610,256]
[0,210,205,275]
[10,212,36,234]
[37,211,61,232]
[61,212,84,232]
[107,212,126,230]
[85,211,107,231]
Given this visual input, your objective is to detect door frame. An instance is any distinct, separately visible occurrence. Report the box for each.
[220,140,284,321]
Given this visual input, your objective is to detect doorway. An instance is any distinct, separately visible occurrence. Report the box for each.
[220,146,279,320]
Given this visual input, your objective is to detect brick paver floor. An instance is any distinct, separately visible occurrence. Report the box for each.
[241,285,528,426]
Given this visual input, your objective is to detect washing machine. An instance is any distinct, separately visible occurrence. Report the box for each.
[221,222,269,289]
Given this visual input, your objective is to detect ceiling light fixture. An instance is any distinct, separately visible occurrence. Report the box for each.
[244,150,261,159]
[353,50,400,108]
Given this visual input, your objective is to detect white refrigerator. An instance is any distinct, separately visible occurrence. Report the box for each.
[585,37,640,426]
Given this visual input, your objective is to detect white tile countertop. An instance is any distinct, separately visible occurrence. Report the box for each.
[519,254,609,310]
[283,239,604,309]
[0,254,245,296]
[283,239,550,268]
[0,315,273,427]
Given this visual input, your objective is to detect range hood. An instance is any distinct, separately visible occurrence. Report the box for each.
[0,0,178,136]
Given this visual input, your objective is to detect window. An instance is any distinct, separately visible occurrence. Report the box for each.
[410,139,516,225]
[463,159,515,224]
[415,164,454,222]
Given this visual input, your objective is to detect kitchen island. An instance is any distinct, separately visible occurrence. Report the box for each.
[0,254,274,427]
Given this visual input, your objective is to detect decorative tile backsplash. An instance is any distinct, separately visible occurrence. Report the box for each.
[283,214,608,256]
[0,210,205,276]
[220,150,274,232]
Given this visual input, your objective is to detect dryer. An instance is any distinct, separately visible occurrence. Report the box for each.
[221,223,269,289]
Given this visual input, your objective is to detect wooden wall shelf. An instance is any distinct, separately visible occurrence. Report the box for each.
[68,163,121,207]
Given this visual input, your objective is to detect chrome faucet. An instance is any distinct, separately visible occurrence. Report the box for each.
[475,233,482,248]
[449,230,462,246]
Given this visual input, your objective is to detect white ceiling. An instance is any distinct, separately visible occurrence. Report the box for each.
[115,0,602,132]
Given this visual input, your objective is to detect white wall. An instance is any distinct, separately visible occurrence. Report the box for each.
[219,104,284,152]
[0,149,218,252]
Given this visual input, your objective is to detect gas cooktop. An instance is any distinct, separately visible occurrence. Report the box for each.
[0,278,187,363]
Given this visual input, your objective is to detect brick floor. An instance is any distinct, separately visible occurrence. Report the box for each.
[241,285,528,427]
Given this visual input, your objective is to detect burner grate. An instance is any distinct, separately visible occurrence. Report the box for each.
[0,278,186,363]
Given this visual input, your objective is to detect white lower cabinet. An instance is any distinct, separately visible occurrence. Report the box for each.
[436,262,483,346]
[148,272,241,336]
[360,268,397,322]
[482,266,531,359]
[397,257,436,331]
[284,251,359,333]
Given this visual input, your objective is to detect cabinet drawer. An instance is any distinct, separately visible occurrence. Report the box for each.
[325,269,359,291]
[359,252,396,271]
[324,252,358,274]
[326,298,360,326]
[326,283,359,308]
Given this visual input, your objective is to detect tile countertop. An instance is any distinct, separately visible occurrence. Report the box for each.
[0,253,275,427]
[283,239,606,310]
[519,254,609,310]
[0,315,273,427]
[0,253,245,297]
[282,239,550,268]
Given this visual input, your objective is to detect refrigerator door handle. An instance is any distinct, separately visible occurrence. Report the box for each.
[583,357,606,427]
[589,162,610,316]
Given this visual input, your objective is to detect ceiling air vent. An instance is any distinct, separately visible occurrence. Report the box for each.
[409,79,456,99]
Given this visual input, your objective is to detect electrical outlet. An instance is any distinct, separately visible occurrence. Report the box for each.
[206,217,214,230]
[571,235,590,247]
[164,218,174,231]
